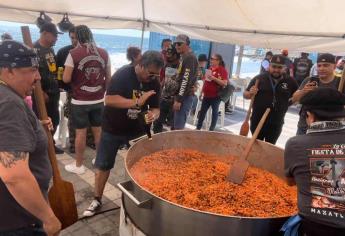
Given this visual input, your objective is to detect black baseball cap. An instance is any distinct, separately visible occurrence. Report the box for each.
[300,87,345,119]
[198,54,208,62]
[270,54,285,66]
[317,53,336,64]
[40,23,63,35]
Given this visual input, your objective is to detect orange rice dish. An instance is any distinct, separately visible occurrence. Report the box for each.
[130,149,297,217]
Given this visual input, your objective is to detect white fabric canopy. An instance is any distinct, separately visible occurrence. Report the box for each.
[1,0,345,53]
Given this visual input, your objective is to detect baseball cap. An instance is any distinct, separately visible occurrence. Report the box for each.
[0,40,39,68]
[40,23,63,35]
[317,53,336,64]
[300,87,345,119]
[198,54,208,62]
[174,34,190,45]
[270,54,285,66]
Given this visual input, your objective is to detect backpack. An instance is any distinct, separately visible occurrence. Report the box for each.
[217,80,235,103]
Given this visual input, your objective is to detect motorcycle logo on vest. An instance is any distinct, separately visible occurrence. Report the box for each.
[281,83,288,90]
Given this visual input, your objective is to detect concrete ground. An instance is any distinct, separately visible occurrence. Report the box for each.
[56,96,299,235]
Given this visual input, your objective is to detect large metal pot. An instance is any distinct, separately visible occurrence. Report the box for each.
[118,130,292,236]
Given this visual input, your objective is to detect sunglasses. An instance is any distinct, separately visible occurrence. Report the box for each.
[271,65,283,69]
[174,42,184,47]
[148,73,160,79]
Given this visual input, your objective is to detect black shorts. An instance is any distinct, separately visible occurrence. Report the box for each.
[70,103,104,129]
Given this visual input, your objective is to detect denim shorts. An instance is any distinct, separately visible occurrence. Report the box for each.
[94,131,127,171]
[70,103,104,129]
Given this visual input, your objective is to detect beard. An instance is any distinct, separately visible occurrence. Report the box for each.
[271,72,282,79]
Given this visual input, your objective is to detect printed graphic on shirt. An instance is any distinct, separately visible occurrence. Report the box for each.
[127,89,143,120]
[78,55,105,93]
[45,52,57,73]
[309,144,345,219]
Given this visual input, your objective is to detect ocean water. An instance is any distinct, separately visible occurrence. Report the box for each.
[0,24,260,78]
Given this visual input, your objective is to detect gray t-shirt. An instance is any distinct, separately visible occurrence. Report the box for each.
[297,77,340,133]
[285,128,345,229]
[0,85,52,231]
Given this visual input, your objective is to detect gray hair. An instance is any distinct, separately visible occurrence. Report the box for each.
[141,50,164,69]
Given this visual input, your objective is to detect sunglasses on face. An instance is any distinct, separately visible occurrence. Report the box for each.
[272,65,283,69]
[174,42,184,47]
[148,73,160,79]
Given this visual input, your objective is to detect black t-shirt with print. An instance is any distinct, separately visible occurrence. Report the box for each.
[285,125,345,229]
[102,65,160,138]
[34,41,59,94]
[246,72,298,128]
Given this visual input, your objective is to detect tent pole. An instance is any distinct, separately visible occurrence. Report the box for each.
[140,0,146,50]
[235,45,244,78]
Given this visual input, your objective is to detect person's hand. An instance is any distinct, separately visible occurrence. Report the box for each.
[173,101,182,111]
[303,81,318,92]
[145,110,156,124]
[249,86,258,96]
[41,117,54,131]
[138,90,156,106]
[43,215,61,236]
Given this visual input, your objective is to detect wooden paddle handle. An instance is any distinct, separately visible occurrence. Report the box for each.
[241,108,270,160]
[21,26,62,182]
[244,79,260,121]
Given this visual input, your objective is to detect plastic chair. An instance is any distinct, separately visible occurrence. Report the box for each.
[58,91,68,148]
[192,80,204,125]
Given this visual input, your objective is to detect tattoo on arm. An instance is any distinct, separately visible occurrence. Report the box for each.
[0,152,28,168]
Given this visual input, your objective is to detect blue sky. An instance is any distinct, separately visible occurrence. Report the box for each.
[0,20,149,38]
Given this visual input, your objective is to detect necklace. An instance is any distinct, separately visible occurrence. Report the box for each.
[0,80,8,86]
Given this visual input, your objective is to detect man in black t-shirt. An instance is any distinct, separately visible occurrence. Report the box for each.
[293,52,313,86]
[33,23,64,154]
[244,54,298,144]
[292,53,343,135]
[83,51,164,217]
[285,88,345,236]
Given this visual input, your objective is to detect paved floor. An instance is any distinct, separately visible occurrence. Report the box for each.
[56,96,300,235]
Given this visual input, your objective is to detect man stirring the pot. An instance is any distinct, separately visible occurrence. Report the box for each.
[244,54,298,144]
[83,51,164,216]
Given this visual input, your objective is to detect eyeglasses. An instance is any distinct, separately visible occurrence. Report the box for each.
[211,57,219,61]
[174,42,184,47]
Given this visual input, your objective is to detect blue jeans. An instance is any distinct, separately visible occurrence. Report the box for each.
[173,95,194,130]
[196,97,221,131]
[94,131,127,171]
[0,225,46,236]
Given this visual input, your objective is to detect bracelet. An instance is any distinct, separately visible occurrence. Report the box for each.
[135,98,140,109]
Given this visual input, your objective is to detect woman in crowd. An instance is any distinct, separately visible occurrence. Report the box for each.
[196,54,228,131]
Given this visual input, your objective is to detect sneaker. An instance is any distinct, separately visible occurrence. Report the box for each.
[83,199,102,217]
[54,145,64,154]
[92,158,96,165]
[65,162,85,175]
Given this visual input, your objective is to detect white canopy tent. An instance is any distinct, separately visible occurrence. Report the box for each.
[1,0,345,53]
